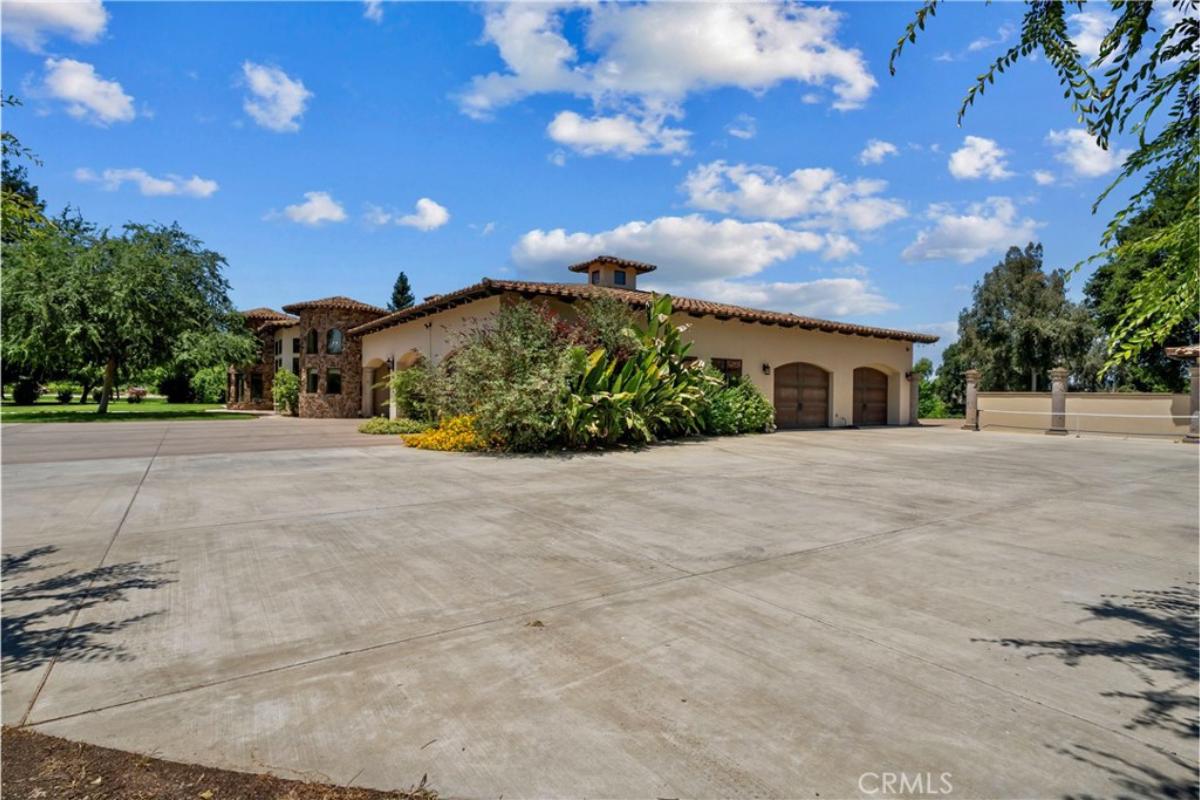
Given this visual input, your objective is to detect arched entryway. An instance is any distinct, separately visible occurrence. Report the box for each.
[371,366,391,417]
[774,362,829,429]
[853,367,889,426]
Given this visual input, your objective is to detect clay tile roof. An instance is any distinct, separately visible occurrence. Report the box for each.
[281,296,390,316]
[1165,344,1200,359]
[348,278,939,344]
[567,254,658,274]
[241,307,294,321]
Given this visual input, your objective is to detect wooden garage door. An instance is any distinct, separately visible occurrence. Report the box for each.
[853,367,888,426]
[774,363,829,429]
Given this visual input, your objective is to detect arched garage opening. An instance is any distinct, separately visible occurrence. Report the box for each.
[853,367,889,426]
[774,362,830,429]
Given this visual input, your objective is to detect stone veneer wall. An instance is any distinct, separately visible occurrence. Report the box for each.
[226,326,276,411]
[297,307,381,418]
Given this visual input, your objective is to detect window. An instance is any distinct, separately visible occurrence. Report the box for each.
[275,358,282,372]
[233,372,243,402]
[292,337,300,353]
[613,270,627,286]
[326,368,342,395]
[711,358,743,383]
[591,270,600,284]
[306,368,319,394]
[292,357,300,376]
[250,373,264,400]
[306,329,319,354]
[326,329,344,355]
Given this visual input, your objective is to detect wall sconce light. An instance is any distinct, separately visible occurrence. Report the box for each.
[761,363,771,375]
[385,356,395,371]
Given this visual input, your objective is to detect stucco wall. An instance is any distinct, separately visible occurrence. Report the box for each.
[274,325,301,377]
[358,293,915,425]
[978,392,1189,437]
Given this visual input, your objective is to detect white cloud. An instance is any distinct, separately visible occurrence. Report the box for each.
[967,22,1015,53]
[460,3,876,120]
[547,149,567,167]
[2,0,107,52]
[1046,128,1130,178]
[821,233,859,261]
[363,0,383,23]
[1032,170,1056,186]
[481,221,496,236]
[365,198,450,231]
[241,61,312,133]
[279,191,346,226]
[1069,10,1115,61]
[726,113,756,140]
[664,277,895,317]
[948,135,1012,180]
[902,197,1041,264]
[681,160,907,232]
[546,109,688,157]
[74,167,218,198]
[398,198,450,231]
[40,57,133,125]
[858,138,898,165]
[513,215,825,283]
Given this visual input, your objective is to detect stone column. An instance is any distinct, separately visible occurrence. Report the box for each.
[907,371,920,426]
[361,366,375,418]
[1048,366,1068,435]
[962,369,980,431]
[1187,364,1199,443]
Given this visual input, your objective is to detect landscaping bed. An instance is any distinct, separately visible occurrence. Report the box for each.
[1,727,436,800]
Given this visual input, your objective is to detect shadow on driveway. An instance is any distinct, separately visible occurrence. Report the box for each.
[2,545,175,674]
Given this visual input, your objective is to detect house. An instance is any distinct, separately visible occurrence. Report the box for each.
[231,256,938,427]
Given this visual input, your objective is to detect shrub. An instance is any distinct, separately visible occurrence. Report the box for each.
[11,380,41,405]
[357,417,431,435]
[126,387,147,403]
[48,381,75,404]
[700,374,775,435]
[559,295,714,448]
[272,369,299,416]
[158,371,194,403]
[91,388,103,403]
[572,295,642,361]
[190,366,227,404]
[403,415,484,451]
[390,361,436,422]
[437,302,575,452]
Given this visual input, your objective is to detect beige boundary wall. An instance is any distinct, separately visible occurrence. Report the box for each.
[358,292,916,425]
[978,391,1191,438]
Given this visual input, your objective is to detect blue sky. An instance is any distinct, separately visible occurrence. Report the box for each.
[2,1,1155,364]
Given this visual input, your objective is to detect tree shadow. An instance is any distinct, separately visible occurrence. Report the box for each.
[2,545,176,674]
[1054,742,1198,800]
[976,584,1198,741]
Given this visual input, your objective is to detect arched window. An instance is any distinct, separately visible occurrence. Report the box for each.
[306,329,319,354]
[326,329,344,355]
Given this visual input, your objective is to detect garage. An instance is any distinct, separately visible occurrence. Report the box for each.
[774,362,829,429]
[853,367,889,426]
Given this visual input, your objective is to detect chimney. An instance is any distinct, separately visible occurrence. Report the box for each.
[566,255,657,291]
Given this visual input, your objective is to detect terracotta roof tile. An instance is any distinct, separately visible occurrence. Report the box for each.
[567,254,657,274]
[281,296,390,316]
[348,278,939,344]
[240,307,295,321]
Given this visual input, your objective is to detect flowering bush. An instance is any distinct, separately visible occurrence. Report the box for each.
[403,415,484,451]
[272,369,299,416]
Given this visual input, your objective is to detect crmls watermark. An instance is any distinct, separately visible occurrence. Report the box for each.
[858,771,954,796]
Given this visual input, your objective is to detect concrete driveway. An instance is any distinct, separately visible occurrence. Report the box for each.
[2,419,1196,799]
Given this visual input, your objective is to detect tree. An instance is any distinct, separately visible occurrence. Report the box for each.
[1084,166,1196,391]
[388,271,414,311]
[955,244,1097,391]
[890,1,1198,371]
[933,341,967,415]
[1,95,48,245]
[2,220,251,414]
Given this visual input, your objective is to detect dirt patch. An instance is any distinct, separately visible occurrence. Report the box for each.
[1,727,437,800]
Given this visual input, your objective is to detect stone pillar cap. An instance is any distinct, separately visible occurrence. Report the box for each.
[964,369,981,380]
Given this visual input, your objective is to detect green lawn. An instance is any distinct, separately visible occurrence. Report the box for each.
[0,396,254,423]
